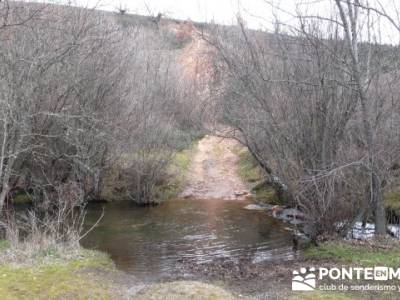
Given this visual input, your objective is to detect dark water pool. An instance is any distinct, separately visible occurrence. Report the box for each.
[81,199,295,281]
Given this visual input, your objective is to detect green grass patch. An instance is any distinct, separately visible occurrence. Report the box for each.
[0,241,10,251]
[0,249,114,299]
[251,182,284,205]
[305,241,400,268]
[233,146,286,205]
[172,148,193,172]
[135,281,236,300]
[290,291,361,300]
[236,149,262,183]
[159,140,199,200]
[11,192,32,204]
[384,189,400,216]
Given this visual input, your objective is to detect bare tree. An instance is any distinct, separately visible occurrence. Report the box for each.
[208,1,400,238]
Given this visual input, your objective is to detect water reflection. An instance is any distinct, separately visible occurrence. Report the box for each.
[82,199,295,280]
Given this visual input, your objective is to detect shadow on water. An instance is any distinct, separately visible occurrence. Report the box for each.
[81,198,296,281]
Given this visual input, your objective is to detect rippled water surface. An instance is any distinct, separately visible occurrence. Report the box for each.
[82,199,295,280]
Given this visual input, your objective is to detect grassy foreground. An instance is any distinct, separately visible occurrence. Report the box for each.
[305,239,400,268]
[135,281,236,300]
[290,291,361,300]
[0,245,117,300]
[288,239,400,300]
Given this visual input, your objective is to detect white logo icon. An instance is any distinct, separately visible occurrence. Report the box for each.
[292,267,316,291]
[374,267,388,281]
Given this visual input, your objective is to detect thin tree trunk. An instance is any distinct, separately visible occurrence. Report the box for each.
[373,173,386,234]
[335,0,386,235]
[0,184,9,213]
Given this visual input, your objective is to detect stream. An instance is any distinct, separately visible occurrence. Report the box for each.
[81,198,296,281]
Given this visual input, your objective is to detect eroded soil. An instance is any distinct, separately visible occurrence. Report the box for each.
[181,135,250,200]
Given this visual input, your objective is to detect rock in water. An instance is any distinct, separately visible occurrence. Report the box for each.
[243,204,269,211]
[234,190,247,196]
[278,208,306,222]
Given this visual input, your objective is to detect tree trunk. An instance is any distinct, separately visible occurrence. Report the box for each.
[373,173,386,235]
[0,184,10,213]
[335,0,386,236]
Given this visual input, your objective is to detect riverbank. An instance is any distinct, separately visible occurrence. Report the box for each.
[0,243,137,299]
[2,238,399,299]
[0,240,240,299]
[159,139,200,200]
[305,238,400,267]
[218,237,400,299]
[233,145,289,207]
[3,137,400,299]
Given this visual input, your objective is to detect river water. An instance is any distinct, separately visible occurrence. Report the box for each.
[82,198,296,281]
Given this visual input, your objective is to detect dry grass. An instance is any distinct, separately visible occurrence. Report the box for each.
[135,281,237,300]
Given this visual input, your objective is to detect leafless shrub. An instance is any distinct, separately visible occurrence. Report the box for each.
[208,2,400,238]
[0,181,89,263]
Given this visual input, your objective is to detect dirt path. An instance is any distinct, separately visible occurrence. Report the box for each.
[181,135,250,200]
